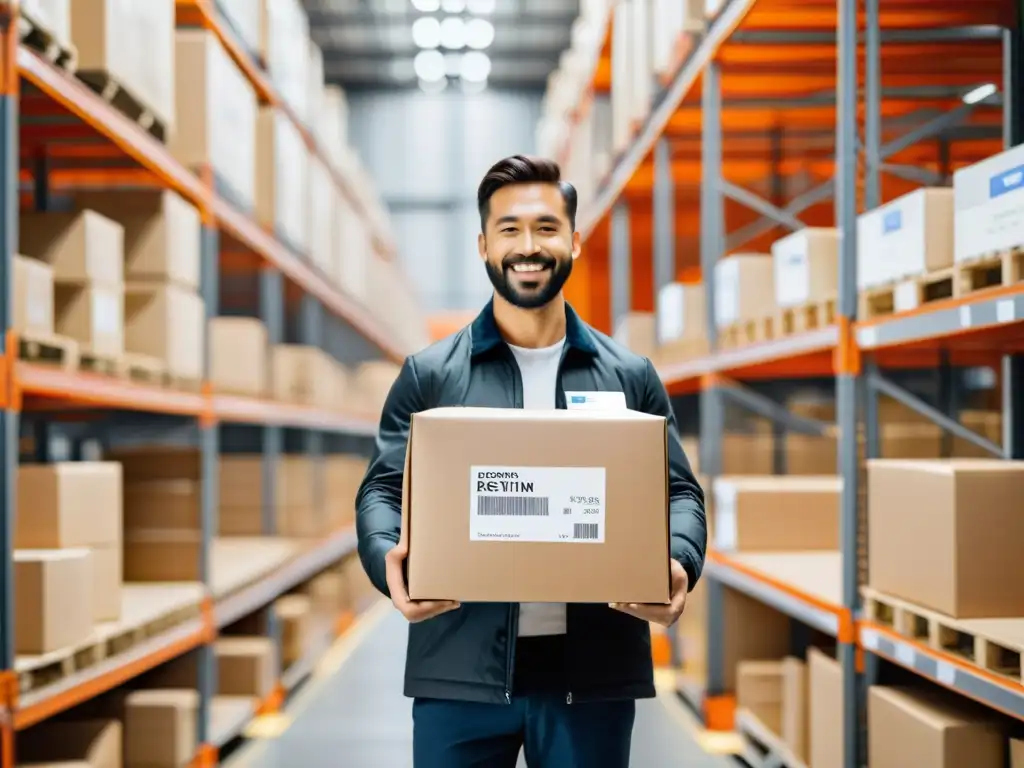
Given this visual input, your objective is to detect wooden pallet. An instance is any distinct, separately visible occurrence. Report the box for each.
[719,316,777,349]
[955,246,1024,296]
[18,331,80,370]
[16,6,77,72]
[164,374,203,393]
[861,587,1024,685]
[777,297,836,336]
[78,347,122,377]
[76,70,167,142]
[122,353,166,387]
[858,269,955,320]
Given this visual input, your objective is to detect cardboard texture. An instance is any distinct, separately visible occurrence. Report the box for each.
[13,254,55,336]
[868,459,1024,618]
[54,283,124,358]
[14,548,94,654]
[215,637,276,697]
[20,210,124,286]
[124,282,205,381]
[208,317,269,396]
[714,253,775,327]
[771,227,839,308]
[736,660,784,733]
[124,688,199,768]
[808,647,843,767]
[404,407,671,604]
[868,686,1005,768]
[16,718,121,768]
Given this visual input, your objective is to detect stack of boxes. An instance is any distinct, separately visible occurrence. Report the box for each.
[208,317,270,397]
[13,462,123,656]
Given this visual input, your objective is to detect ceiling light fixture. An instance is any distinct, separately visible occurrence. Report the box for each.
[439,16,467,49]
[465,18,495,49]
[441,0,466,11]
[411,0,441,11]
[413,49,446,81]
[467,0,496,12]
[460,50,491,82]
[411,16,442,48]
[962,83,997,104]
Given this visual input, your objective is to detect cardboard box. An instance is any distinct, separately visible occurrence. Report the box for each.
[125,282,205,381]
[124,480,202,531]
[208,317,269,396]
[712,476,840,552]
[771,227,839,308]
[272,345,341,408]
[404,407,671,604]
[71,190,201,289]
[953,144,1024,263]
[215,637,276,697]
[656,282,706,345]
[124,689,199,768]
[55,283,124,358]
[808,647,843,768]
[306,570,349,618]
[308,157,334,277]
[857,187,954,289]
[868,459,1024,618]
[123,531,201,582]
[256,107,310,252]
[714,254,775,327]
[1012,738,1024,767]
[20,210,124,285]
[612,312,656,357]
[868,686,1004,768]
[218,0,260,53]
[781,656,808,760]
[16,719,121,768]
[736,660,784,733]
[13,254,54,337]
[171,30,256,207]
[275,594,313,666]
[91,544,122,622]
[16,462,122,548]
[260,0,311,123]
[14,548,94,654]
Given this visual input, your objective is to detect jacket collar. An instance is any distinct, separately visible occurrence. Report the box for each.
[469,298,599,358]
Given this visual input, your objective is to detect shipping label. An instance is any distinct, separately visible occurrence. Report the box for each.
[469,466,606,543]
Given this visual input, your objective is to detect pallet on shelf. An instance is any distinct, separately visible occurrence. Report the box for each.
[75,70,168,142]
[718,315,777,350]
[858,269,954,320]
[14,583,205,696]
[861,587,1024,686]
[16,5,77,72]
[18,331,80,370]
[955,246,1024,296]
[121,352,166,387]
[777,298,837,336]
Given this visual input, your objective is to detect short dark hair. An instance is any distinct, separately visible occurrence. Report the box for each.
[477,154,578,232]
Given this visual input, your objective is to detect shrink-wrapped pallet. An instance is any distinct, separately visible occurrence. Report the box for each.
[70,0,176,138]
[256,108,310,254]
[171,30,257,209]
[261,0,311,124]
[217,0,260,55]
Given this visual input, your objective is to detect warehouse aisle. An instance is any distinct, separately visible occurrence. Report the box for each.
[230,605,733,768]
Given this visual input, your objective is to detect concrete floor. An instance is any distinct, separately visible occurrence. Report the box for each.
[230,607,733,768]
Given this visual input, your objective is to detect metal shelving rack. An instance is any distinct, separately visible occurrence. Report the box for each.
[0,2,397,764]
[570,1,1024,767]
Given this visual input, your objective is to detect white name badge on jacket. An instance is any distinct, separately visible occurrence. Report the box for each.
[565,391,627,410]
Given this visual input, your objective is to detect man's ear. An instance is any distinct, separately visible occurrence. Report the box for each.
[571,230,582,261]
[477,233,487,261]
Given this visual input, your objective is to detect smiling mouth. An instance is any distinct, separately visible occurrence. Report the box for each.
[508,262,550,274]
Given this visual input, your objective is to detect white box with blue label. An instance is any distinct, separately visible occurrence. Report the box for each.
[856,187,953,289]
[771,227,840,308]
[953,145,1024,263]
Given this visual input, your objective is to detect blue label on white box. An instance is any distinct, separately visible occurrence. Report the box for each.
[989,164,1024,199]
[882,208,902,234]
[564,392,627,410]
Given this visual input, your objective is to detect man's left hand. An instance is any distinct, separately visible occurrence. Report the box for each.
[609,559,689,627]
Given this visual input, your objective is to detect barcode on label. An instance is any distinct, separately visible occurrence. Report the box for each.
[476,496,549,516]
[573,523,599,540]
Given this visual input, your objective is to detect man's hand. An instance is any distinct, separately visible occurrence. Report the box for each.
[609,559,689,627]
[385,540,461,623]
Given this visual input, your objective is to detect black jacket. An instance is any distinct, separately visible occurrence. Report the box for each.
[355,300,706,704]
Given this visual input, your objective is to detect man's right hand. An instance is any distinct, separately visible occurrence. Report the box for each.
[384,539,461,623]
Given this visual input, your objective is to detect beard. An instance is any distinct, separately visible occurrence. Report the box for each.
[485,254,574,310]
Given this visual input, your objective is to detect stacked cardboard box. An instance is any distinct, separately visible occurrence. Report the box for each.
[216,637,276,698]
[208,317,270,397]
[71,190,205,385]
[276,594,314,667]
[653,282,708,365]
[256,106,310,254]
[271,344,349,411]
[14,462,123,655]
[351,361,401,420]
[771,227,839,311]
[714,253,776,331]
[12,253,55,339]
[260,0,311,124]
[124,689,200,768]
[19,210,125,361]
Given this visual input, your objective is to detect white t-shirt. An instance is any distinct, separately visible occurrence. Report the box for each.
[507,337,567,637]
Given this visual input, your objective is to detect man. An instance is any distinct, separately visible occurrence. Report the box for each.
[355,155,706,768]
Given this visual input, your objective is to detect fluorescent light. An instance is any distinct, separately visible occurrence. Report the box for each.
[414,49,446,81]
[440,16,466,49]
[963,83,997,104]
[461,50,491,82]
[411,0,440,11]
[465,18,495,49]
[467,0,495,12]
[441,0,466,10]
[412,16,442,48]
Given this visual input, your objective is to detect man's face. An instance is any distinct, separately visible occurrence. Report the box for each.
[478,182,581,309]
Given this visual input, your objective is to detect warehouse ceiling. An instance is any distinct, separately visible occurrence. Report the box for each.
[304,0,579,91]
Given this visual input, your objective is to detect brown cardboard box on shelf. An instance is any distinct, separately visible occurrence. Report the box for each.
[123,530,201,582]
[713,253,776,328]
[272,344,340,408]
[325,454,367,529]
[654,282,706,365]
[15,718,121,768]
[771,227,839,310]
[208,317,269,397]
[107,445,201,480]
[868,459,1024,618]
[404,407,671,604]
[808,648,843,768]
[736,660,784,733]
[215,637,276,697]
[868,685,1005,768]
[275,594,313,667]
[14,548,94,654]
[781,656,808,761]
[125,282,205,382]
[19,210,124,285]
[55,282,124,359]
[123,480,202,531]
[124,689,199,768]
[612,312,656,358]
[352,361,400,418]
[1012,738,1024,767]
[711,476,840,553]
[721,588,791,691]
[256,107,310,253]
[306,569,349,619]
[71,190,201,289]
[343,555,379,614]
[17,462,122,622]
[13,254,54,337]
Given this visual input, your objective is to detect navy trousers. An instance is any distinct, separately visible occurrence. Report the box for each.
[412,696,636,768]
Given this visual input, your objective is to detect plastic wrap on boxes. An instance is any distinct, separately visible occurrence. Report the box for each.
[171,30,257,209]
[70,0,176,134]
[261,0,311,124]
[256,109,310,253]
[217,0,260,55]
[308,159,333,278]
